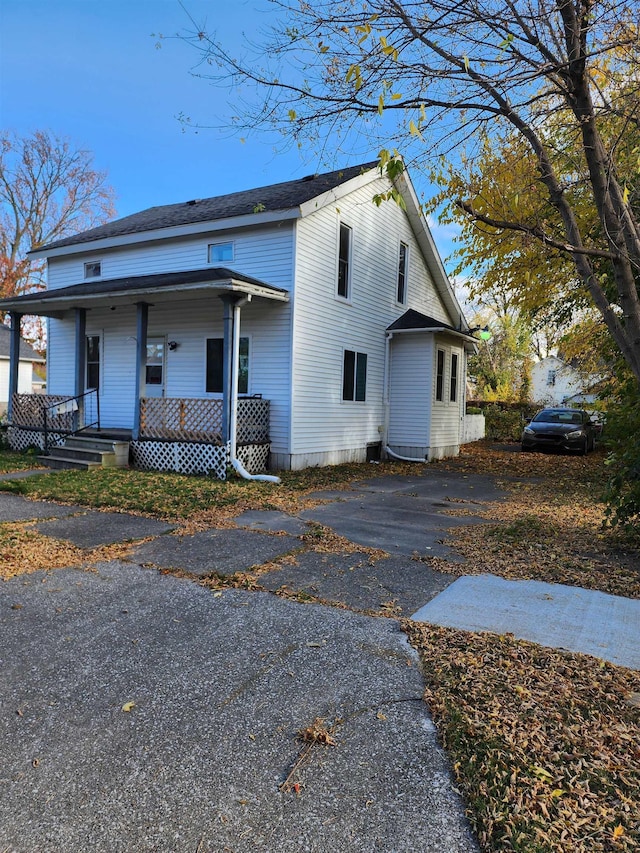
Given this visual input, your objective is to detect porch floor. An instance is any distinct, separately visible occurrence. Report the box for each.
[79,428,133,441]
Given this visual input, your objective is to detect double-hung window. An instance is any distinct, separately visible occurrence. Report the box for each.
[435,349,445,402]
[342,349,367,401]
[337,223,352,299]
[397,242,408,304]
[206,336,249,393]
[450,353,459,402]
[86,335,100,391]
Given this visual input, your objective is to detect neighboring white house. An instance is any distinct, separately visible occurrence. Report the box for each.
[531,355,598,406]
[0,161,477,476]
[0,324,45,416]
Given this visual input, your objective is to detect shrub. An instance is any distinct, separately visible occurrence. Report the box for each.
[602,382,640,533]
[483,406,526,442]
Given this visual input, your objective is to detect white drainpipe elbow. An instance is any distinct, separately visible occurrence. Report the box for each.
[385,445,428,463]
[231,456,281,484]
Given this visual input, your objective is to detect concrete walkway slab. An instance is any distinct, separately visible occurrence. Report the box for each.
[36,511,175,548]
[132,528,300,576]
[352,471,507,504]
[0,562,478,853]
[412,574,640,670]
[234,509,309,536]
[300,492,487,558]
[0,493,84,522]
[260,552,457,616]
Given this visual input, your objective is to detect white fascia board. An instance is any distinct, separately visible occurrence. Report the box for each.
[394,170,470,333]
[298,167,381,218]
[28,208,301,260]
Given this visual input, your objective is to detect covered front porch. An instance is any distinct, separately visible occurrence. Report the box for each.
[0,268,289,479]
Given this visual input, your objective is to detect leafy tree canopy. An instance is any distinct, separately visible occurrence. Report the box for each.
[180,0,640,383]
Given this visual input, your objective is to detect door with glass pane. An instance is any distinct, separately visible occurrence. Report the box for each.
[145,338,165,397]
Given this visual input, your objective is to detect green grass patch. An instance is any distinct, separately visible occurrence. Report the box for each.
[0,448,44,473]
[0,461,402,520]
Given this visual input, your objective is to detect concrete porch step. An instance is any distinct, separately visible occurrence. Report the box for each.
[38,435,129,471]
[38,454,102,471]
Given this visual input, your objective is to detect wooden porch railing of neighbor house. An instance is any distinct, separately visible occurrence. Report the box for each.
[138,396,270,444]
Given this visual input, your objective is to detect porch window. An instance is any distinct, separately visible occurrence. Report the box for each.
[435,348,445,402]
[342,349,367,402]
[397,242,408,304]
[86,335,100,391]
[208,241,234,264]
[450,353,459,402]
[337,223,352,299]
[206,336,249,394]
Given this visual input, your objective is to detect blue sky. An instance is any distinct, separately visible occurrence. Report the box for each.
[0,0,460,263]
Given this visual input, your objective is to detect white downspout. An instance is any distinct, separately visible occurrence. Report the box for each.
[229,297,281,484]
[383,330,427,464]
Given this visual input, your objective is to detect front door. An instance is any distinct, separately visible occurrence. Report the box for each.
[145,338,165,397]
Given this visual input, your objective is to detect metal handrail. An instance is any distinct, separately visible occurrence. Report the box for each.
[43,388,100,455]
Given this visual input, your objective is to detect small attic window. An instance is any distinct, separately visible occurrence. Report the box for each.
[208,242,234,264]
[84,261,102,278]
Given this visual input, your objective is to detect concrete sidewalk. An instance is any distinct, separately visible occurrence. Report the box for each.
[412,574,640,670]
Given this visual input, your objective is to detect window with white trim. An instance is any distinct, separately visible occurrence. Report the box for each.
[86,335,100,391]
[84,261,102,278]
[450,352,459,402]
[435,348,445,402]
[337,223,352,299]
[208,241,234,264]
[397,241,408,304]
[342,349,367,401]
[206,336,249,393]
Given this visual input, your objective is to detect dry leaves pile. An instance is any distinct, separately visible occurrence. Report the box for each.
[428,444,640,599]
[0,523,84,580]
[405,622,640,853]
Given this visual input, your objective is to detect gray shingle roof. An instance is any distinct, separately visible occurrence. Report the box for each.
[0,324,45,361]
[386,309,477,341]
[387,309,462,333]
[3,268,287,307]
[38,162,379,252]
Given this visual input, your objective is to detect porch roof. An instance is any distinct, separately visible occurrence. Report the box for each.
[387,309,479,352]
[0,267,290,317]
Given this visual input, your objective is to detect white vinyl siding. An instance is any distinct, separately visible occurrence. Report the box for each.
[430,335,464,452]
[290,173,454,460]
[45,223,295,448]
[388,334,433,450]
[0,360,37,407]
[45,224,295,291]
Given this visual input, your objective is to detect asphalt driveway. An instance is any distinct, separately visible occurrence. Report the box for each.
[1,561,477,853]
[0,469,497,852]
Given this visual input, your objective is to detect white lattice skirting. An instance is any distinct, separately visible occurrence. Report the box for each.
[8,428,65,453]
[130,440,270,479]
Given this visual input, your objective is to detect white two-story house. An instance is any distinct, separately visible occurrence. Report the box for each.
[0,161,477,477]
